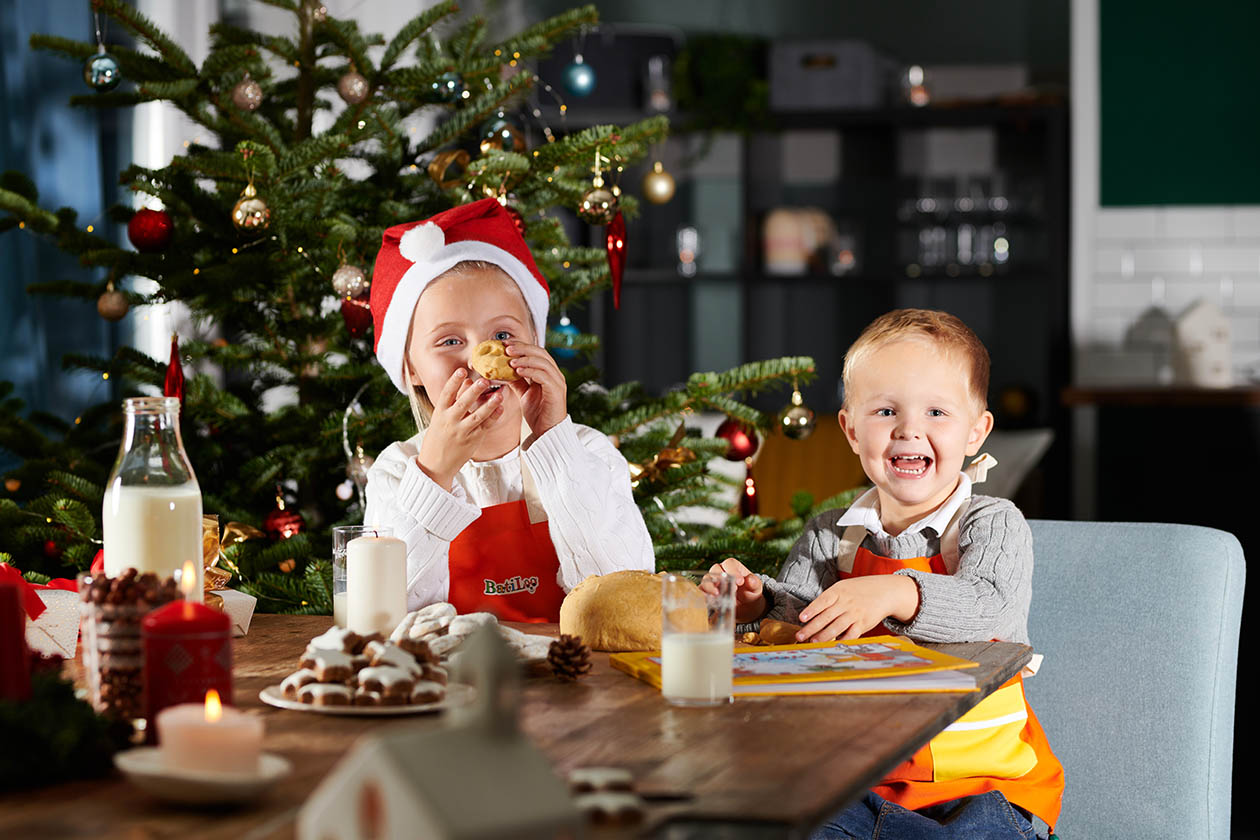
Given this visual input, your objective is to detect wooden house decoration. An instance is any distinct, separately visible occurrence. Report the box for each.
[1172,299,1232,387]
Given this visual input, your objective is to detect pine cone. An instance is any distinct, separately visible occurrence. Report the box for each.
[548,634,592,681]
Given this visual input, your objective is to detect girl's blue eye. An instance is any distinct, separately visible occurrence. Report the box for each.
[439,338,461,347]
[875,408,894,417]
[928,409,945,417]
[493,330,511,341]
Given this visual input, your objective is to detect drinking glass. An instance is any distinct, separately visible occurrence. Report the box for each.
[660,572,736,707]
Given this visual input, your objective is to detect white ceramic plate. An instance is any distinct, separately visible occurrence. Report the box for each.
[114,747,291,805]
[258,681,474,716]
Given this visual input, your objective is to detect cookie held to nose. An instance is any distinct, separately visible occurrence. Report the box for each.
[469,339,519,382]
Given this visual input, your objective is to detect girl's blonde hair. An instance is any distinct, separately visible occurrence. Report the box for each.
[403,260,536,432]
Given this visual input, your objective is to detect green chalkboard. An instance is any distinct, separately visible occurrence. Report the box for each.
[1100,0,1260,206]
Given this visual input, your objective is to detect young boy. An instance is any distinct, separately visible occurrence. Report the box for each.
[710,309,1063,839]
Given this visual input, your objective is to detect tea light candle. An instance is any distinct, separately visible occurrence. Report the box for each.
[157,689,262,775]
[346,534,406,636]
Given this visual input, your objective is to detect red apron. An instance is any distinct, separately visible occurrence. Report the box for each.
[447,499,566,623]
[838,535,1065,829]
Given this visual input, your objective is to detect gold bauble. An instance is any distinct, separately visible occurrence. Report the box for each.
[641,161,675,204]
[578,186,617,225]
[778,389,817,440]
[337,71,370,104]
[232,183,270,232]
[97,288,129,321]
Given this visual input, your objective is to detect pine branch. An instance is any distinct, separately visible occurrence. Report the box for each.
[92,0,199,77]
[379,1,458,73]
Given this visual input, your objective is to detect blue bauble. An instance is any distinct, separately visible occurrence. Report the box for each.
[429,72,464,103]
[83,51,121,92]
[563,57,596,97]
[551,320,581,360]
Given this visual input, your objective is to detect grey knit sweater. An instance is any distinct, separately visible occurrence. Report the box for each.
[754,495,1034,645]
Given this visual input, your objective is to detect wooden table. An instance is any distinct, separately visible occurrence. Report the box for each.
[0,615,1031,839]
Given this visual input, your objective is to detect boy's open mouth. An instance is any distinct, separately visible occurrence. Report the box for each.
[889,454,932,476]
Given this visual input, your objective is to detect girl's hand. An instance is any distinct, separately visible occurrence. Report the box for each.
[795,575,919,642]
[704,557,766,624]
[505,341,567,435]
[416,368,504,489]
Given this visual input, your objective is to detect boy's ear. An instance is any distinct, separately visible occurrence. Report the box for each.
[837,409,861,454]
[965,409,995,456]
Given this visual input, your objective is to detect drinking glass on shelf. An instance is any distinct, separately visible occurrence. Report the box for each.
[332,525,392,628]
[660,571,735,707]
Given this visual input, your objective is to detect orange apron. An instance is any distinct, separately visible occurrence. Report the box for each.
[838,534,1064,829]
[447,499,566,623]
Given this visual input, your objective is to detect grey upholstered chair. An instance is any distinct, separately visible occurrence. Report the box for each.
[1024,521,1244,839]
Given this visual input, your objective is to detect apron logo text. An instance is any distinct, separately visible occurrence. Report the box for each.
[483,575,540,596]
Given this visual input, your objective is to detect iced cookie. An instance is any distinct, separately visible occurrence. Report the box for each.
[409,680,445,705]
[281,668,320,699]
[573,792,645,825]
[568,767,634,793]
[469,339,518,382]
[428,633,463,659]
[449,612,498,638]
[398,637,436,663]
[298,683,353,706]
[298,649,356,683]
[307,626,362,654]
[365,640,423,676]
[358,665,416,699]
[421,662,448,686]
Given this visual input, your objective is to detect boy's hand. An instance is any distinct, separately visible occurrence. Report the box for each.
[796,575,919,642]
[704,558,766,624]
[416,368,504,489]
[506,341,567,435]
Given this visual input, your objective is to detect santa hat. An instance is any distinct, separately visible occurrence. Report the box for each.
[370,198,550,395]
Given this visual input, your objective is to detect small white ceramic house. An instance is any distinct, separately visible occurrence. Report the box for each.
[297,626,580,840]
[1172,299,1232,387]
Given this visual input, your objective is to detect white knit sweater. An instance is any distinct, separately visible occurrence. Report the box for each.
[364,416,655,610]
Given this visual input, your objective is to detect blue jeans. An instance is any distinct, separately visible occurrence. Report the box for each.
[809,790,1037,840]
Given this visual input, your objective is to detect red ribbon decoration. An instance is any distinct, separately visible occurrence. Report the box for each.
[163,333,185,408]
[0,563,76,621]
[605,211,626,309]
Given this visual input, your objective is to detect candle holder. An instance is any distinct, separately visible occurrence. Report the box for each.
[77,569,183,723]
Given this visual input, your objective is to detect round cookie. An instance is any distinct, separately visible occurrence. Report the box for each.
[559,570,706,651]
[469,339,518,382]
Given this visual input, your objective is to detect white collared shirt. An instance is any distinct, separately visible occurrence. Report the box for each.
[835,473,974,539]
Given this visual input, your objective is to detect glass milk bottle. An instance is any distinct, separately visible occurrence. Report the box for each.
[102,397,204,600]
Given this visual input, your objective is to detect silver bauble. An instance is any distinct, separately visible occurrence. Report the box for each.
[331,264,369,297]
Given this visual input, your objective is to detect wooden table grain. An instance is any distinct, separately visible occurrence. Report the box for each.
[0,614,1031,839]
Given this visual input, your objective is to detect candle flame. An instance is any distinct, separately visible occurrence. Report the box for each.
[180,559,196,599]
[204,689,222,723]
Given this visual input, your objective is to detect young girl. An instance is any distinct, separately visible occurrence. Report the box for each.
[364,198,654,622]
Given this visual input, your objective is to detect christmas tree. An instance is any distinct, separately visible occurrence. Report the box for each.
[0,0,830,613]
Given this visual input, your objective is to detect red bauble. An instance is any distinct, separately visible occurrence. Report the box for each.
[605,211,626,309]
[42,540,60,559]
[341,294,372,338]
[127,208,173,252]
[716,418,759,462]
[263,502,305,541]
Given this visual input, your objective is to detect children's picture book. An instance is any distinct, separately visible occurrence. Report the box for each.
[610,635,980,696]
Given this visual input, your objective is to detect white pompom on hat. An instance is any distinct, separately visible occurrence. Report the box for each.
[370,198,550,394]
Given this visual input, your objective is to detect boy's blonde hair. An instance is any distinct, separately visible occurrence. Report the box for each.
[403,260,535,432]
[841,309,990,411]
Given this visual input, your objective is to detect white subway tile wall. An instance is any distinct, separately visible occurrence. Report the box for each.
[1080,206,1260,384]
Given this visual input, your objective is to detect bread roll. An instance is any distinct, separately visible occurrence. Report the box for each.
[560,570,707,651]
[757,618,803,646]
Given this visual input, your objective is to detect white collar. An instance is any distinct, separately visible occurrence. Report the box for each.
[836,473,973,539]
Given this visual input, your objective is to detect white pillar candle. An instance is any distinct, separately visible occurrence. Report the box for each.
[156,690,262,775]
[345,535,406,636]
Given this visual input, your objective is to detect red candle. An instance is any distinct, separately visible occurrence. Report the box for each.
[0,583,31,702]
[141,598,232,731]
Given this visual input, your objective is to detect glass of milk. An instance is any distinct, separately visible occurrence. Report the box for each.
[332,525,391,627]
[102,397,203,598]
[660,571,736,707]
